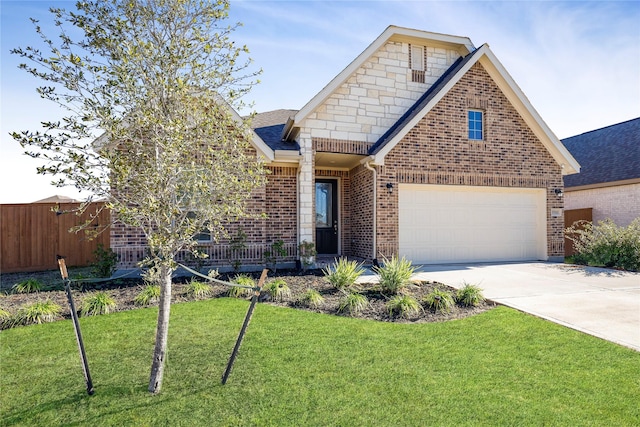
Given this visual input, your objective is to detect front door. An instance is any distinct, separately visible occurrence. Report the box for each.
[315,179,338,254]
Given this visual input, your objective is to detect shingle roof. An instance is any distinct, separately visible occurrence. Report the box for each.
[369,47,482,155]
[562,117,640,188]
[251,109,299,151]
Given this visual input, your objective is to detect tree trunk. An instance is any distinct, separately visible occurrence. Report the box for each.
[148,264,173,394]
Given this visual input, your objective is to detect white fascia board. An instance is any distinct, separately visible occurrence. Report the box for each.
[274,150,302,163]
[294,25,475,125]
[478,47,580,175]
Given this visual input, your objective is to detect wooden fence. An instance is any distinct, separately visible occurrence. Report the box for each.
[564,208,593,257]
[0,203,110,273]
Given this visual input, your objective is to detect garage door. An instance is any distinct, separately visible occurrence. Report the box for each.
[398,184,547,264]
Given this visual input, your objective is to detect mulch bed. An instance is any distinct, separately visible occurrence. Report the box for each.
[0,268,496,325]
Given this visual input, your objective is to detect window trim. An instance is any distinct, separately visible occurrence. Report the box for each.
[468,109,484,141]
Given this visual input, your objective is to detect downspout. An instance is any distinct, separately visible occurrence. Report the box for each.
[296,157,303,268]
[363,160,377,263]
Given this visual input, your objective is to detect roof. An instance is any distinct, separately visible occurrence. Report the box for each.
[33,195,81,203]
[251,109,300,151]
[562,117,640,188]
[367,43,580,175]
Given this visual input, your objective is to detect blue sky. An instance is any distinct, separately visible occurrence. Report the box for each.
[1,0,639,203]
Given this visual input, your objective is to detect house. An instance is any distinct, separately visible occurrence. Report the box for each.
[111,25,580,269]
[562,118,640,227]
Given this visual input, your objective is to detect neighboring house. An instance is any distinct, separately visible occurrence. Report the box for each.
[562,118,640,227]
[33,195,81,203]
[112,25,580,269]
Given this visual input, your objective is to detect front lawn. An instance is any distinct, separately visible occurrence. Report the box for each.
[1,299,638,426]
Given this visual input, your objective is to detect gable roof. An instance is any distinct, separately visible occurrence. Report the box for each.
[562,117,640,188]
[291,25,475,126]
[368,44,580,175]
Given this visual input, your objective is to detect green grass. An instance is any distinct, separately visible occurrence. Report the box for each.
[1,301,638,426]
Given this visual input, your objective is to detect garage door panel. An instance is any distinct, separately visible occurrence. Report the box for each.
[399,184,546,264]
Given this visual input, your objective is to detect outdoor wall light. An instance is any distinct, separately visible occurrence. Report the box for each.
[386,182,394,194]
[554,188,564,197]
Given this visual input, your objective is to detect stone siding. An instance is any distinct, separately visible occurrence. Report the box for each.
[301,40,462,144]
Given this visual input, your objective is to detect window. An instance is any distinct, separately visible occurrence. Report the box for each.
[315,182,333,227]
[186,211,211,242]
[468,110,484,140]
[409,44,426,83]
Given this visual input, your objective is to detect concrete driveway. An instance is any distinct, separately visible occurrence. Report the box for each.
[365,262,640,352]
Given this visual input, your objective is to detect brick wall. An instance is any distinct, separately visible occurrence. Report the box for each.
[377,62,565,258]
[111,164,299,269]
[349,164,375,259]
[565,183,640,227]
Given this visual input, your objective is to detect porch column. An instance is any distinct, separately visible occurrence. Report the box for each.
[298,134,315,246]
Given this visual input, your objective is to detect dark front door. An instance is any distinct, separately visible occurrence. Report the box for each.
[315,179,338,254]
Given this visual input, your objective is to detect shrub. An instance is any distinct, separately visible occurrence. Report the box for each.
[184,280,213,300]
[264,239,287,273]
[264,279,292,302]
[566,218,640,272]
[134,284,161,306]
[12,278,42,294]
[323,258,365,291]
[0,307,11,329]
[387,295,422,318]
[455,283,485,307]
[424,287,455,313]
[298,240,317,271]
[81,292,117,316]
[228,275,255,298]
[91,243,118,278]
[338,292,368,316]
[373,255,417,295]
[297,288,325,309]
[13,301,62,326]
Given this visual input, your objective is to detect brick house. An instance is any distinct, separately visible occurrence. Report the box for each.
[563,118,640,227]
[112,26,580,269]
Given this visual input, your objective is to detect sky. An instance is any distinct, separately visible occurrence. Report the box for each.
[1,0,639,203]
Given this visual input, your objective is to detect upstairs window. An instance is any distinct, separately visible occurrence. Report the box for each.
[468,110,484,140]
[409,44,426,83]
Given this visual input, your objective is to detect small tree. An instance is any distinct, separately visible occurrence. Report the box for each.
[11,0,264,394]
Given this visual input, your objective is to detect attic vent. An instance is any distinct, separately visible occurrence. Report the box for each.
[409,44,426,83]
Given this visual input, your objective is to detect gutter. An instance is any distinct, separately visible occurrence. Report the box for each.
[362,158,377,262]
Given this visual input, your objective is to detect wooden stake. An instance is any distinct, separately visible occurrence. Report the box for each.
[221,269,268,385]
[58,257,94,395]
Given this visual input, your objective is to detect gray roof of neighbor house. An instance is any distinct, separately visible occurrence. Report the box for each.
[251,109,299,151]
[562,117,640,188]
[33,195,81,203]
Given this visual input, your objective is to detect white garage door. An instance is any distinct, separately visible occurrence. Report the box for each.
[398,184,547,264]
